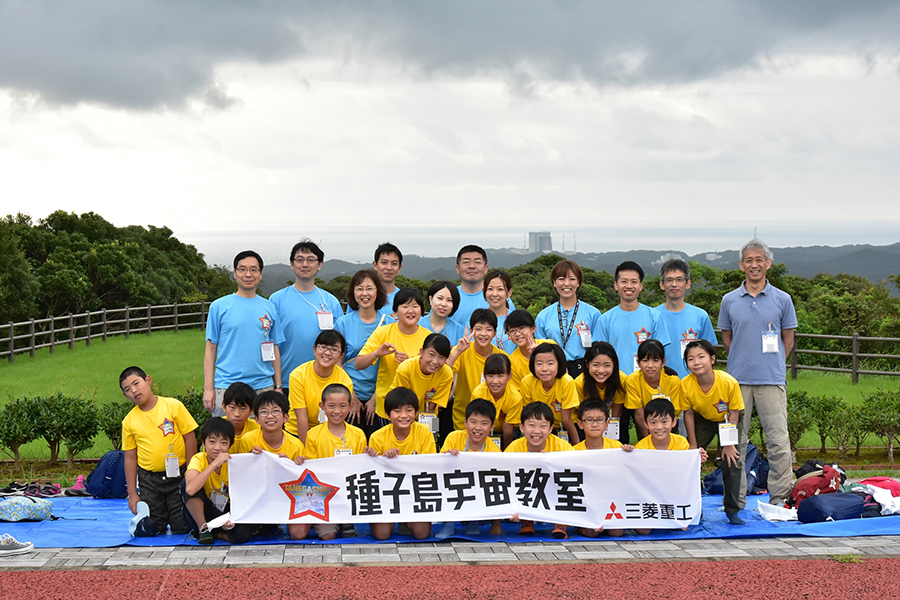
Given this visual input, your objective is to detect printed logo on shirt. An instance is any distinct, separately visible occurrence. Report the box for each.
[158,418,176,436]
[425,388,435,400]
[681,328,699,340]
[714,400,729,414]
[552,400,562,413]
[634,327,650,343]
[259,313,272,333]
[279,469,339,521]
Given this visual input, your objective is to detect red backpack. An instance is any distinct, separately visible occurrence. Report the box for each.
[789,464,842,507]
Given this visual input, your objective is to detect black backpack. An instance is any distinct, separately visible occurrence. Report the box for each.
[702,442,769,495]
[85,450,128,499]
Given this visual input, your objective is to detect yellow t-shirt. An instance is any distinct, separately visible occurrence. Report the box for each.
[368,422,436,455]
[222,415,259,447]
[573,438,623,450]
[504,434,573,453]
[451,344,509,430]
[233,428,304,460]
[389,357,453,411]
[287,361,354,436]
[508,339,555,392]
[680,371,745,422]
[635,434,691,451]
[440,430,501,453]
[186,452,229,499]
[516,374,577,428]
[470,381,523,424]
[623,370,687,416]
[303,423,368,459]
[360,323,431,419]
[122,396,198,472]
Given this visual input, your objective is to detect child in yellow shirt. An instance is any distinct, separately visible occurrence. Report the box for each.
[505,402,573,539]
[287,330,353,442]
[389,333,453,413]
[470,354,522,448]
[221,382,259,447]
[625,339,687,441]
[366,387,436,541]
[518,343,576,435]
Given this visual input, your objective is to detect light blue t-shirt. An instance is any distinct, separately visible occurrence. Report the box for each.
[534,300,603,362]
[654,303,718,378]
[335,311,395,401]
[269,285,344,384]
[718,281,797,385]
[419,314,465,346]
[597,304,671,375]
[206,294,286,390]
[450,287,516,329]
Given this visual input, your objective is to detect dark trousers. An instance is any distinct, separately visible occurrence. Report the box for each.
[137,465,190,534]
[695,411,744,514]
[565,360,583,378]
[618,407,634,445]
[180,480,252,544]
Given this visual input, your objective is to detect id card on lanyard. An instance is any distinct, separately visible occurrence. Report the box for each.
[165,444,180,478]
[557,301,580,351]
[762,322,779,354]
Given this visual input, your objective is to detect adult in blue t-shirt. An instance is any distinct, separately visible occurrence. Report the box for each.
[450,245,516,329]
[345,242,402,319]
[654,258,717,378]
[269,241,343,390]
[204,251,286,416]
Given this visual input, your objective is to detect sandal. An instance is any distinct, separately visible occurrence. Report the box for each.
[551,524,568,539]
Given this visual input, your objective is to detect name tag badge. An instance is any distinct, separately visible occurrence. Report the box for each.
[558,431,569,443]
[680,338,692,360]
[261,341,276,362]
[210,491,228,512]
[317,311,334,330]
[762,332,779,354]
[164,454,180,478]
[633,354,639,372]
[576,323,592,348]
[605,418,620,439]
[718,422,739,446]
[317,408,327,424]
[418,412,438,432]
[334,448,353,457]
[489,436,502,449]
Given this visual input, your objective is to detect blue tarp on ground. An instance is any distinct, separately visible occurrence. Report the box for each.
[2,494,900,548]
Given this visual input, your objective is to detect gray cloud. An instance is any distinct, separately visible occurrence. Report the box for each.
[1,1,898,109]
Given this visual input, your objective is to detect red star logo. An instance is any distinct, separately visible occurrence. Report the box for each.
[158,418,175,436]
[682,328,698,340]
[259,313,272,332]
[634,327,650,343]
[279,469,339,521]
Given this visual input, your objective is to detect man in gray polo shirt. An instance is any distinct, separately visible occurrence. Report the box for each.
[718,239,798,507]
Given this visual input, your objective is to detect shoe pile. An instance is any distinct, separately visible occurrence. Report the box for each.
[65,475,91,497]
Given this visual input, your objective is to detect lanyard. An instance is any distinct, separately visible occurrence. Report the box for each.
[556,300,580,347]
[293,286,329,313]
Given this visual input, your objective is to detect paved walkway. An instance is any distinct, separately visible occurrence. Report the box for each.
[2,536,900,570]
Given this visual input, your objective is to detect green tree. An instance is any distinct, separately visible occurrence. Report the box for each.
[860,389,900,464]
[0,397,41,468]
[807,395,843,454]
[786,390,814,463]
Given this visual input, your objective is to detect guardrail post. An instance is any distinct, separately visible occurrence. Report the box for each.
[102,309,108,342]
[851,333,859,385]
[790,336,798,381]
[7,321,13,363]
[125,307,130,339]
[29,318,35,358]
[201,300,206,331]
[147,305,152,336]
[50,315,55,354]
[68,313,74,350]
[85,310,91,347]
[174,302,179,333]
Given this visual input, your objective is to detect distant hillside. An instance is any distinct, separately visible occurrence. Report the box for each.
[258,242,900,296]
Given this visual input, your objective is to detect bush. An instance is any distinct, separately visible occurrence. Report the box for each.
[31,393,100,467]
[98,400,135,450]
[828,401,865,461]
[0,397,41,468]
[807,394,843,453]
[787,390,815,463]
[859,388,900,464]
[177,387,211,444]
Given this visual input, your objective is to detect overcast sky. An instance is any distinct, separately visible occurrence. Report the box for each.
[2,1,899,265]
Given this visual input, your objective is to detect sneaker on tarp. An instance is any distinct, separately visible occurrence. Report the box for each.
[198,530,215,545]
[0,534,34,556]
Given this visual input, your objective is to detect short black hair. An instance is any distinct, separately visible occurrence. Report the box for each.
[201,417,235,446]
[384,387,419,415]
[529,343,567,379]
[314,329,346,354]
[504,308,535,332]
[615,260,644,282]
[469,308,497,330]
[322,383,352,404]
[290,239,324,263]
[253,390,289,416]
[393,287,426,314]
[223,382,255,409]
[643,397,675,421]
[660,258,690,280]
[375,242,403,265]
[466,398,497,423]
[483,353,511,376]
[520,401,554,424]
[426,281,460,318]
[422,333,451,359]
[119,366,147,385]
[456,244,487,264]
[577,398,609,421]
[234,250,264,271]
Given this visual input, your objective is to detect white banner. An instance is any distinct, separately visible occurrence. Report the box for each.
[229,449,702,530]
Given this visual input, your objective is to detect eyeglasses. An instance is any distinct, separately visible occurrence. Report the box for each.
[354,286,377,294]
[662,277,687,285]
[316,344,342,355]
[257,409,283,418]
[235,267,260,274]
[459,258,485,267]
[292,256,319,265]
[581,418,607,425]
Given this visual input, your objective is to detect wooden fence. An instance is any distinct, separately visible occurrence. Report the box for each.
[2,302,207,362]
[2,308,899,384]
